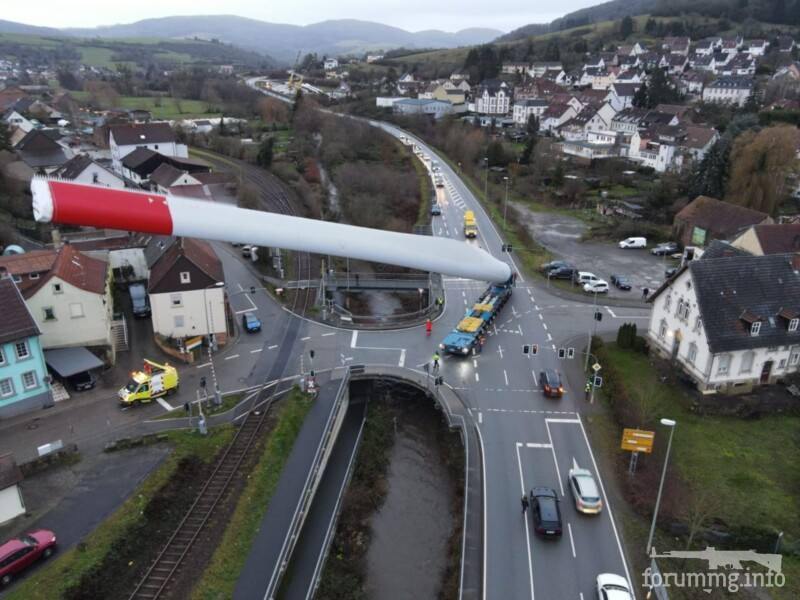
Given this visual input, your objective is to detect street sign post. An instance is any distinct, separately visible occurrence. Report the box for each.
[621,428,655,453]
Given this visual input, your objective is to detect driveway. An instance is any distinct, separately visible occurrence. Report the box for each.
[515,205,678,300]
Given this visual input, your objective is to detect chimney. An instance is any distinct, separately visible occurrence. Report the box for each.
[51,228,63,249]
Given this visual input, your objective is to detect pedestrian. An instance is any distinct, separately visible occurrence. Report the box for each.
[477,335,486,354]
[433,352,440,371]
[521,494,529,514]
[425,318,432,336]
[584,380,592,402]
[642,287,649,300]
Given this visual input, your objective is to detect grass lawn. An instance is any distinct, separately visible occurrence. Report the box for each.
[5,427,234,600]
[192,387,313,599]
[69,91,220,120]
[78,46,116,68]
[603,345,799,540]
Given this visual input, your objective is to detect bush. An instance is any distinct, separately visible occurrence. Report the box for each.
[616,323,638,349]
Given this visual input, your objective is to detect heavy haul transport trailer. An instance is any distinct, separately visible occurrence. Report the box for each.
[440,279,513,355]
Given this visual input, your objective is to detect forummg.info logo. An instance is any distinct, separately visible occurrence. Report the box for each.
[644,547,785,594]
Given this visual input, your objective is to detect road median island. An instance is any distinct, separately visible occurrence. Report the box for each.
[4,426,234,600]
[585,339,800,598]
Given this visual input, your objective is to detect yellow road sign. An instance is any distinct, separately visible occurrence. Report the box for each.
[621,428,655,453]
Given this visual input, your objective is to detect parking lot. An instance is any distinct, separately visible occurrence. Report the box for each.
[515,206,678,300]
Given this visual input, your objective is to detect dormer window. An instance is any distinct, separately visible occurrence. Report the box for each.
[180,271,191,284]
[751,321,761,336]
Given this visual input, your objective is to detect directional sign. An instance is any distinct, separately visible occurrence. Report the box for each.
[592,362,602,372]
[621,428,655,454]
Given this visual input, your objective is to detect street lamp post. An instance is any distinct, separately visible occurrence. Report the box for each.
[203,281,225,407]
[646,418,677,554]
[584,289,600,371]
[483,157,489,202]
[503,176,510,227]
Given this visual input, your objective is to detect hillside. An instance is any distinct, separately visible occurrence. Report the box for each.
[0,32,272,69]
[58,16,502,64]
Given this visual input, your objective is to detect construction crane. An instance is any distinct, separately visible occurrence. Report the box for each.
[287,50,304,92]
[31,179,512,284]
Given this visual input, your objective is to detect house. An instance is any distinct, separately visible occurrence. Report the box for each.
[615,69,645,84]
[502,62,529,74]
[660,54,689,75]
[0,454,25,524]
[0,87,27,111]
[475,80,511,115]
[120,148,210,187]
[13,129,68,173]
[731,224,800,256]
[512,99,548,125]
[745,39,768,56]
[610,107,649,136]
[3,109,35,134]
[52,154,125,189]
[606,83,639,111]
[559,130,619,161]
[393,98,453,119]
[147,238,227,348]
[324,58,339,71]
[678,70,708,95]
[527,62,564,78]
[515,78,562,101]
[628,127,683,173]
[366,54,384,63]
[0,278,53,418]
[694,38,720,55]
[702,76,753,107]
[673,196,773,247]
[540,103,578,133]
[681,126,719,161]
[663,37,691,56]
[109,122,188,173]
[647,253,800,394]
[777,36,796,53]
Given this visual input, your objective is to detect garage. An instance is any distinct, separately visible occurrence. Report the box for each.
[45,347,104,393]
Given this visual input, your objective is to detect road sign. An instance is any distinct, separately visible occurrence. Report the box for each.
[621,428,655,453]
[523,344,530,355]
[558,348,566,359]
[593,376,603,388]
[592,362,602,372]
[532,344,539,355]
[567,347,575,359]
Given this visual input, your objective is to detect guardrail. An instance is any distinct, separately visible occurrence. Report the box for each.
[263,369,351,599]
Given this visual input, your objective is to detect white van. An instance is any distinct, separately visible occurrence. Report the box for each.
[618,237,647,249]
[576,271,600,285]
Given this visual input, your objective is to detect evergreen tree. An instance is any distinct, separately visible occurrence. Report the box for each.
[0,121,10,152]
[256,136,274,168]
[620,16,634,38]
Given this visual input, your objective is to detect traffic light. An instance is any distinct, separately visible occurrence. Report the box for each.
[531,344,539,355]
[250,286,256,294]
[501,244,513,253]
[199,376,206,389]
[523,344,530,355]
[435,376,444,386]
[309,349,315,360]
[594,311,603,322]
[558,348,566,359]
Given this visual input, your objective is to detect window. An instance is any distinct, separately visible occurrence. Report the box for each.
[22,371,37,390]
[740,351,755,373]
[694,316,702,332]
[0,378,13,397]
[170,294,182,307]
[180,271,191,284]
[29,273,39,280]
[790,351,800,366]
[92,172,99,184]
[69,303,84,318]
[664,294,672,311]
[14,341,29,360]
[43,307,56,321]
[687,342,698,364]
[717,354,731,375]
[659,319,667,339]
[174,315,185,328]
[778,359,787,370]
[751,321,761,336]
[12,275,21,283]
[53,283,62,294]
[767,346,778,353]
[0,347,5,366]
[790,318,799,332]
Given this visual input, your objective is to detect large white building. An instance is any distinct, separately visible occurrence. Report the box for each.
[475,80,511,115]
[109,122,188,173]
[647,249,800,394]
[702,76,753,107]
[512,99,548,125]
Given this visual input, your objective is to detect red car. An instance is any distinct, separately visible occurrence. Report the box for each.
[0,529,57,585]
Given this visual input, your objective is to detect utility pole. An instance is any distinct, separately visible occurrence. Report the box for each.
[584,290,599,371]
[503,176,510,227]
[484,157,489,202]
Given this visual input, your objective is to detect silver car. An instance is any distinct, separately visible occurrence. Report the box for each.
[568,467,603,514]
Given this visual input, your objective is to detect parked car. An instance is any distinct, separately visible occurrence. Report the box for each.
[583,280,609,294]
[242,312,262,333]
[576,271,600,285]
[610,275,632,290]
[568,467,603,514]
[541,260,570,273]
[0,529,57,586]
[431,203,442,216]
[241,245,257,259]
[618,237,647,249]
[596,573,633,600]
[66,370,96,392]
[129,282,151,318]
[651,241,679,256]
[665,267,678,279]
[529,487,563,537]
[540,369,564,398]
[548,266,577,280]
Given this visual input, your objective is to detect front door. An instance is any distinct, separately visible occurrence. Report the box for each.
[760,361,773,384]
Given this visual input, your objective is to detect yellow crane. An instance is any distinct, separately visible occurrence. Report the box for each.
[288,50,304,92]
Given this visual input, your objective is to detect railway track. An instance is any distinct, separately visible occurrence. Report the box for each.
[129,151,314,600]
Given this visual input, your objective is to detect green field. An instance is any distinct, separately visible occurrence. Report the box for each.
[69,91,220,119]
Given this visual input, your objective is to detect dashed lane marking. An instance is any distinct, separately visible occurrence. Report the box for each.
[250,348,262,354]
[486,408,577,415]
[224,354,240,360]
[322,332,336,337]
[195,362,211,369]
[547,333,553,341]
[301,336,311,341]
[156,397,174,412]
[268,344,279,350]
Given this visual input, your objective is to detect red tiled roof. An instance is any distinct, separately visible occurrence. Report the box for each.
[0,245,107,298]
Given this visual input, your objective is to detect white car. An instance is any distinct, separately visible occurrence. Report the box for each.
[567,467,603,514]
[596,573,632,600]
[618,236,647,249]
[583,280,609,294]
[576,271,600,285]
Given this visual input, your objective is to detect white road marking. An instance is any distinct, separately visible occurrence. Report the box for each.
[547,333,553,341]
[195,362,211,369]
[234,308,257,314]
[525,442,552,448]
[350,331,358,348]
[156,397,174,411]
[504,370,509,386]
[398,349,406,367]
[531,370,538,386]
[515,444,536,600]
[322,332,336,337]
[473,359,478,368]
[478,412,483,424]
[517,324,523,336]
[301,336,311,341]
[268,344,278,350]
[568,523,576,558]
[577,414,634,590]
[605,306,649,319]
[544,419,565,496]
[251,348,262,353]
[475,372,480,382]
[224,354,240,360]
[546,418,582,423]
[542,323,548,330]
[538,313,543,320]
[497,345,504,359]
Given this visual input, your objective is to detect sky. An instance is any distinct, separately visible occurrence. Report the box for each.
[4,0,600,32]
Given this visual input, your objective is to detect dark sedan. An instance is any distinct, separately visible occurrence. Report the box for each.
[548,266,577,280]
[651,242,679,256]
[242,312,262,333]
[529,487,563,538]
[610,274,632,290]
